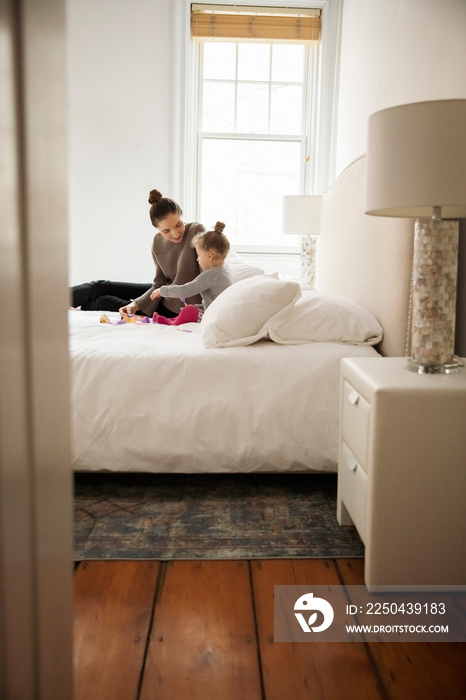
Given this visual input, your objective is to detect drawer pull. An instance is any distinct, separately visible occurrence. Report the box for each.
[345,454,358,472]
[348,389,360,406]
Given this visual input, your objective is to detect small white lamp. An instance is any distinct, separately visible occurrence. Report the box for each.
[365,99,466,373]
[282,195,322,288]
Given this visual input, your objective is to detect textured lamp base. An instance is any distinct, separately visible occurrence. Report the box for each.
[408,218,459,373]
[300,235,318,288]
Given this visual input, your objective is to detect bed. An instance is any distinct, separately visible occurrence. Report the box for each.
[69,155,416,474]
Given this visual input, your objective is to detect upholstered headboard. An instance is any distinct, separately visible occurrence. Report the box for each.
[318,155,414,357]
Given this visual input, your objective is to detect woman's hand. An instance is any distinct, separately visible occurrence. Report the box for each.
[150,289,162,301]
[119,300,139,316]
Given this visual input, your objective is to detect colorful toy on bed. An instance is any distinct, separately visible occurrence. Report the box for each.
[100,313,151,325]
[99,297,199,326]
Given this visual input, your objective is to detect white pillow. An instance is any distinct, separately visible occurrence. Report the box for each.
[224,250,265,281]
[268,290,384,346]
[201,275,301,348]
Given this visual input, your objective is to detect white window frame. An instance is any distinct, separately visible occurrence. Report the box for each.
[170,0,342,265]
[196,41,313,256]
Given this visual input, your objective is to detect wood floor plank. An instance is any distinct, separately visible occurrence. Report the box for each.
[74,560,160,700]
[139,560,262,700]
[251,559,384,700]
[337,559,466,700]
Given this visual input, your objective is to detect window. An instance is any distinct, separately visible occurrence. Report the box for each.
[199,41,308,253]
[176,1,342,276]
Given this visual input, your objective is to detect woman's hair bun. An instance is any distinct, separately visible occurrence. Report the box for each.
[214,221,225,233]
[148,189,163,205]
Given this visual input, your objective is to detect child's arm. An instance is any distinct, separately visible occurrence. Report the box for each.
[155,270,216,300]
[150,288,162,301]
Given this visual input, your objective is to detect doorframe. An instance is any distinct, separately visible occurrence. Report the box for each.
[0,0,74,697]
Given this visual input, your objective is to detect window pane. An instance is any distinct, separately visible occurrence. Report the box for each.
[203,42,236,80]
[237,83,269,133]
[202,81,235,132]
[270,85,303,134]
[200,138,301,246]
[237,43,270,81]
[271,44,305,82]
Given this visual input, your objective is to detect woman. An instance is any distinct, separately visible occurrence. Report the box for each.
[71,190,205,318]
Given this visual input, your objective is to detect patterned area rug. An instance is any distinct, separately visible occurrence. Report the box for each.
[74,472,364,560]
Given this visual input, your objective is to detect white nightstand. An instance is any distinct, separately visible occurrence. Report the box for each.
[337,357,466,591]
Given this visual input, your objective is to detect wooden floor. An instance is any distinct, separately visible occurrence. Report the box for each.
[74,558,465,700]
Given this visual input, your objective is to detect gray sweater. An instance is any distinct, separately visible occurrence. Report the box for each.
[159,265,234,309]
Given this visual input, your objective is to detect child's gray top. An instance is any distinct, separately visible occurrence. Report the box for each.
[159,266,234,309]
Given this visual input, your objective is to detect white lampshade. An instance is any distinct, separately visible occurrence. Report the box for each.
[282,195,322,236]
[365,99,466,218]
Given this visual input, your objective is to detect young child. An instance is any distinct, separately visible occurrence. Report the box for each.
[150,222,233,323]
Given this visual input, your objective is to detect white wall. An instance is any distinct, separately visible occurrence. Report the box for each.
[336,0,466,175]
[67,0,173,284]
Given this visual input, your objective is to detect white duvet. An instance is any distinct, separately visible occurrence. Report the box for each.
[69,310,379,473]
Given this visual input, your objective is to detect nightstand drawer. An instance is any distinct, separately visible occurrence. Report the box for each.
[341,380,370,469]
[339,441,367,542]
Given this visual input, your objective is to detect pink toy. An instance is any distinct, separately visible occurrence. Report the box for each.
[153,305,199,326]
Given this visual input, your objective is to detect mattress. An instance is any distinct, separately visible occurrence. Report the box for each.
[69,310,379,473]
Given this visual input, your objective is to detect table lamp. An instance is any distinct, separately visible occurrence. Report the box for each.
[282,195,322,288]
[365,99,466,373]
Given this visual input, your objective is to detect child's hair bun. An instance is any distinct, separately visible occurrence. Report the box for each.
[148,189,163,205]
[214,221,225,233]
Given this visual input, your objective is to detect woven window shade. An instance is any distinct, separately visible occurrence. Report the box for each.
[191,4,321,43]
